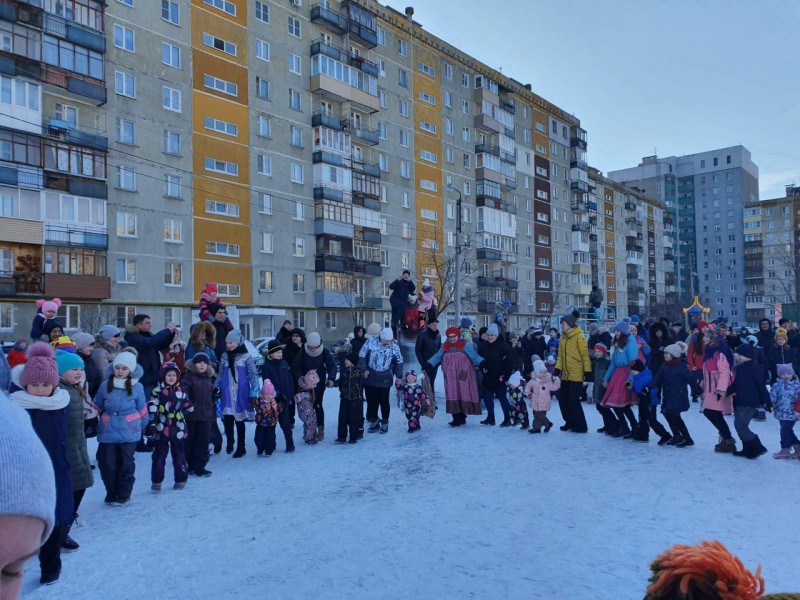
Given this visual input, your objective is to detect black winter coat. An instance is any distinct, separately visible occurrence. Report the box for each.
[521,334,547,364]
[262,358,295,405]
[766,344,800,382]
[182,360,217,421]
[124,325,175,386]
[652,360,701,414]
[731,360,770,408]
[292,346,337,390]
[478,339,512,390]
[755,321,774,351]
[389,278,416,304]
[80,352,101,398]
[415,326,442,366]
[648,323,671,375]
[28,405,73,525]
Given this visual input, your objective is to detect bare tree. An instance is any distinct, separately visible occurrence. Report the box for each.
[416,223,475,322]
[79,304,119,335]
[773,243,799,305]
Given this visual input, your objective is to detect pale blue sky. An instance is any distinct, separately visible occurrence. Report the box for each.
[384,0,800,199]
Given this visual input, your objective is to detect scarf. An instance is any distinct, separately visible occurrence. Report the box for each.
[10,388,70,411]
[305,343,324,358]
[226,344,248,382]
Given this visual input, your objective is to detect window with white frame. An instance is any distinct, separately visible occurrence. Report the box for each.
[206,199,239,217]
[257,115,271,137]
[55,304,80,329]
[116,259,136,284]
[162,0,179,24]
[164,262,182,286]
[261,232,273,253]
[205,241,239,257]
[116,212,137,237]
[259,270,273,292]
[162,42,180,68]
[0,249,12,275]
[293,200,304,220]
[255,39,270,61]
[216,284,240,298]
[0,302,12,330]
[259,193,272,214]
[292,274,305,292]
[289,89,302,110]
[115,118,134,144]
[288,16,301,37]
[288,53,301,74]
[204,116,237,137]
[205,157,238,176]
[203,0,236,16]
[162,130,180,154]
[202,33,236,56]
[257,155,271,175]
[290,125,302,147]
[255,0,268,22]
[290,163,304,183]
[116,166,136,191]
[204,74,237,97]
[293,237,305,257]
[325,311,337,329]
[113,24,134,52]
[164,174,181,198]
[163,219,182,243]
[114,71,135,97]
[162,86,181,112]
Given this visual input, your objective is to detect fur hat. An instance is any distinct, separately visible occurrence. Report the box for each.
[777,363,796,379]
[593,343,609,356]
[533,360,547,375]
[663,342,687,359]
[98,324,124,341]
[55,349,84,375]
[614,318,632,335]
[260,378,275,398]
[775,327,788,341]
[70,331,95,350]
[379,328,394,341]
[561,314,577,328]
[630,359,646,373]
[226,330,244,346]
[19,342,60,388]
[112,348,138,374]
[366,323,381,337]
[36,297,61,314]
[486,324,499,336]
[0,400,57,543]
[508,371,522,387]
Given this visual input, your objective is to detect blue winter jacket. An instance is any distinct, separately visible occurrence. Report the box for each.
[652,359,702,414]
[631,369,658,406]
[358,341,403,388]
[94,364,149,444]
[731,360,770,409]
[770,378,800,421]
[603,337,639,384]
[261,358,295,405]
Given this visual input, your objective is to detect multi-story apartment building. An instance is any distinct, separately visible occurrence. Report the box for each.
[0,0,674,340]
[743,184,800,326]
[609,146,758,328]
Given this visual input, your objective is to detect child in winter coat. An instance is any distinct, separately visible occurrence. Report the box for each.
[401,370,429,433]
[769,363,800,459]
[252,379,280,456]
[545,354,556,376]
[295,370,320,445]
[260,340,296,453]
[7,338,28,368]
[336,355,363,443]
[524,360,559,433]
[219,330,259,458]
[9,342,72,585]
[30,297,63,341]
[651,342,701,447]
[592,344,615,434]
[54,349,94,553]
[146,362,192,491]
[627,360,671,444]
[507,371,529,429]
[182,353,216,476]
[417,278,437,323]
[730,343,771,459]
[403,295,423,332]
[198,282,226,322]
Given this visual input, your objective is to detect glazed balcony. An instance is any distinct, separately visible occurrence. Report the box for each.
[312,110,347,131]
[44,119,108,152]
[310,3,348,33]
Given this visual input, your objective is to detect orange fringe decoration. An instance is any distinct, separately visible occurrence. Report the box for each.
[645,540,765,600]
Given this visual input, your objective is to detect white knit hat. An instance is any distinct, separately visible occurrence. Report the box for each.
[0,398,56,543]
[533,360,547,375]
[664,341,687,359]
[113,348,138,373]
[508,371,522,387]
[379,328,394,341]
[366,323,381,337]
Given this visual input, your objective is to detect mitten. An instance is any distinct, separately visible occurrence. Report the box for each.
[552,369,562,379]
[250,386,260,399]
[143,423,156,439]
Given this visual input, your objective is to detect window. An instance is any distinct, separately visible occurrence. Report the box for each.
[402,192,410,208]
[421,208,437,221]
[116,212,137,237]
[397,39,407,56]
[116,259,136,284]
[204,116,237,137]
[462,72,469,87]
[255,39,270,62]
[202,33,236,56]
[418,61,435,76]
[261,232,273,253]
[462,153,470,168]
[255,1,269,22]
[54,304,80,329]
[290,125,303,147]
[420,179,438,192]
[161,43,180,68]
[462,127,470,142]
[205,199,239,217]
[378,122,387,139]
[444,91,452,107]
[113,25,134,52]
[205,157,238,176]
[289,53,301,74]
[418,91,436,105]
[445,118,453,135]
[292,274,305,292]
[43,36,103,79]
[399,69,408,88]
[257,115,271,137]
[203,0,236,15]
[380,217,388,234]
[162,86,181,112]
[378,90,386,108]
[259,193,272,214]
[204,74,237,97]
[115,118,134,144]
[164,174,181,198]
[163,219,182,243]
[205,241,240,257]
[114,71,135,97]
[162,0,179,24]
[54,103,76,126]
[288,16,301,37]
[290,89,302,111]
[400,161,410,178]
[377,26,386,46]
[419,120,437,134]
[256,77,270,100]
[378,154,388,172]
[293,237,305,257]
[461,100,469,114]
[419,150,437,164]
[257,155,271,175]
[446,147,454,163]
[290,163,304,184]
[444,63,453,79]
[325,311,337,329]
[216,284,240,298]
[117,0,133,5]
[116,166,136,191]
[164,263,182,286]
[259,270,274,292]
[399,100,409,117]
[162,130,180,155]
[400,129,409,147]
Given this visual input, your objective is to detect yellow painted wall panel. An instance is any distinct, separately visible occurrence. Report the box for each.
[191,5,248,62]
[193,261,252,303]
[192,93,249,142]
[193,219,251,263]
[191,0,248,28]
[192,52,248,103]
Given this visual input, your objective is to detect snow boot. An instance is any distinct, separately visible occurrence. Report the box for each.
[232,421,246,457]
[379,420,389,434]
[368,419,381,433]
[611,423,631,438]
[499,419,512,428]
[40,569,61,586]
[195,469,212,477]
[61,533,79,553]
[334,437,347,444]
[714,437,737,453]
[528,427,541,434]
[676,437,695,448]
[752,408,767,422]
[743,436,768,459]
[480,417,496,426]
[521,420,530,430]
[173,481,186,490]
[793,443,800,458]
[151,483,162,492]
[657,434,673,446]
[316,426,325,441]
[666,434,684,446]
[559,424,571,431]
[774,447,793,459]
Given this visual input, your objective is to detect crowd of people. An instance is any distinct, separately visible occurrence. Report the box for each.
[2,286,800,593]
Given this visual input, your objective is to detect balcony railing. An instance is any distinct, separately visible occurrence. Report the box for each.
[571,223,590,233]
[44,119,108,151]
[346,120,379,145]
[477,248,501,261]
[45,224,108,249]
[312,110,347,131]
[41,64,107,105]
[352,160,381,178]
[313,185,351,203]
[474,143,500,157]
[500,98,515,114]
[571,201,588,212]
[0,271,44,295]
[571,181,589,193]
[310,3,348,33]
[42,12,105,53]
[624,201,637,211]
[342,0,378,48]
[570,136,587,150]
[570,159,588,170]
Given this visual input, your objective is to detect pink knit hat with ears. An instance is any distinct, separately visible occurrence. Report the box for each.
[19,342,60,388]
[261,379,275,398]
[36,297,61,314]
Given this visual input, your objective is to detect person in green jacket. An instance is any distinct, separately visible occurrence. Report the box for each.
[553,313,592,433]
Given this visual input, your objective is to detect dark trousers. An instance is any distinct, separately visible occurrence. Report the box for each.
[558,381,588,432]
[314,384,327,427]
[704,408,733,440]
[636,400,670,439]
[209,416,223,451]
[612,406,637,431]
[185,420,210,472]
[390,297,406,328]
[365,385,390,421]
[97,442,137,501]
[254,426,277,454]
[779,420,800,448]
[531,410,552,431]
[137,384,156,451]
[73,488,86,517]
[665,412,691,441]
[222,415,246,451]
[596,403,617,432]
[483,386,510,421]
[277,402,295,449]
[39,524,63,578]
[338,393,363,441]
[151,437,188,484]
[733,405,757,443]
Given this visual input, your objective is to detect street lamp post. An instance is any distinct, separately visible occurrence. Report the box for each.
[447,183,463,325]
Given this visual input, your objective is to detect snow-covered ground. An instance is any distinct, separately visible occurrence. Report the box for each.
[23,385,798,599]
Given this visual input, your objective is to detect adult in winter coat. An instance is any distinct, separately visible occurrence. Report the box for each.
[601,320,639,436]
[123,315,176,399]
[54,349,93,553]
[91,325,123,374]
[553,314,591,433]
[648,321,671,375]
[275,319,295,346]
[425,327,484,427]
[729,344,770,458]
[358,328,403,434]
[182,354,217,476]
[700,330,737,453]
[219,331,260,457]
[478,324,513,426]
[350,325,367,359]
[766,328,800,383]
[651,342,701,447]
[685,320,707,402]
[30,297,63,342]
[205,304,233,361]
[755,317,774,351]
[71,332,100,399]
[521,328,547,372]
[671,322,688,343]
[291,332,336,441]
[415,319,442,387]
[9,343,73,585]
[260,340,295,453]
[283,328,306,373]
[389,269,416,332]
[185,321,218,368]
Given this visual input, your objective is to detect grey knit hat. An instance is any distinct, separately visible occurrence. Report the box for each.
[70,331,95,350]
[225,330,244,346]
[0,397,56,543]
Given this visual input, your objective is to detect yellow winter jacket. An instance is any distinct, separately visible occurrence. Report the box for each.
[555,326,591,382]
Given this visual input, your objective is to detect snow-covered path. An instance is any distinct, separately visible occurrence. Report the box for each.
[23,397,798,599]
